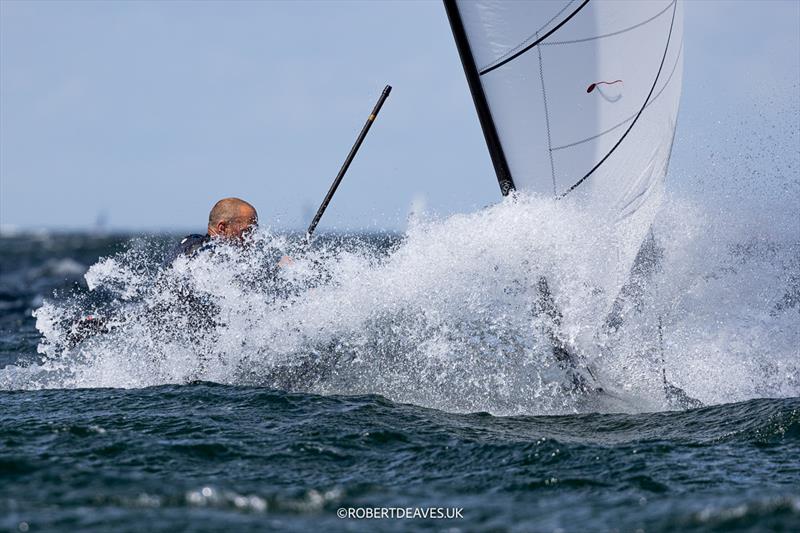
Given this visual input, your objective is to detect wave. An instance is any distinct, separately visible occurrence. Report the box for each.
[0,187,796,416]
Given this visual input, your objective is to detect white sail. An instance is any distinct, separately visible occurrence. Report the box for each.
[445,0,684,309]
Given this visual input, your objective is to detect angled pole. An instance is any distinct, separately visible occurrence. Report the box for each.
[306,85,392,240]
[443,0,515,196]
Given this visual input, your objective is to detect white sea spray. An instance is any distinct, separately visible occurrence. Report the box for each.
[2,191,796,415]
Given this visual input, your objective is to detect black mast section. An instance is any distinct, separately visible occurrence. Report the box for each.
[306,85,392,239]
[443,0,515,196]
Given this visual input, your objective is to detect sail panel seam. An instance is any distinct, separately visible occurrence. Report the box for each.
[537,36,558,196]
[542,1,673,47]
[559,0,679,198]
[479,0,591,76]
[551,38,682,152]
[478,0,576,73]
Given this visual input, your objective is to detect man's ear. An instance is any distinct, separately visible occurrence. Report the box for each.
[216,221,227,235]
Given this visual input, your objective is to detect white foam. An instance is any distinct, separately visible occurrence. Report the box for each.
[2,190,797,415]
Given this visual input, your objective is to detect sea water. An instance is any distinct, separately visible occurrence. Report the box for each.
[0,186,797,530]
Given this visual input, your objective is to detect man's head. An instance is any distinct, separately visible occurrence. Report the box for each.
[207,198,258,241]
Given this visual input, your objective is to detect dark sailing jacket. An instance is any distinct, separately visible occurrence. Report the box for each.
[165,234,212,264]
[68,234,215,348]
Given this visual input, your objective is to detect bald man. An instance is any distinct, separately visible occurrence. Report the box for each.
[170,197,259,261]
[68,198,272,349]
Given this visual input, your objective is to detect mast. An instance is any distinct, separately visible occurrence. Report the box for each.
[443,0,515,196]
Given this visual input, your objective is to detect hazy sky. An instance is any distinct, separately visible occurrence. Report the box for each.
[1,0,798,232]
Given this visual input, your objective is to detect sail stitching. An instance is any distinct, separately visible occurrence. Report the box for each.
[552,37,682,152]
[541,1,674,47]
[478,0,576,73]
[536,34,558,196]
[478,0,591,76]
[559,0,678,198]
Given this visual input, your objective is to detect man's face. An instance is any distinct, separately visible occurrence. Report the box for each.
[215,207,258,241]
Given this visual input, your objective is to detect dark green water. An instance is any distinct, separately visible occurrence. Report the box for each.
[0,234,798,532]
[0,385,798,532]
